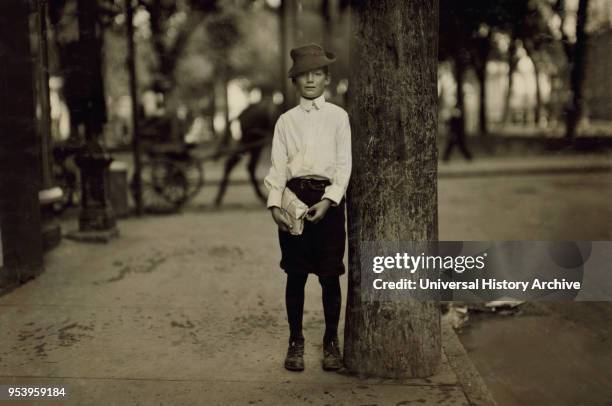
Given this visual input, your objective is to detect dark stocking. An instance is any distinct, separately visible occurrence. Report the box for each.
[318,275,341,344]
[285,272,308,342]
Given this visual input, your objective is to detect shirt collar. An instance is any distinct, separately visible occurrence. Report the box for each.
[299,94,325,112]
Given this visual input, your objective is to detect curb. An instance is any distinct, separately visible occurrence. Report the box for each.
[441,320,498,406]
[438,163,612,178]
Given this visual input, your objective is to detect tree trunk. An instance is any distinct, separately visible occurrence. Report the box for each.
[147,1,201,96]
[281,0,299,110]
[455,54,467,128]
[523,42,542,126]
[126,0,143,215]
[534,61,542,126]
[148,0,191,93]
[322,0,333,50]
[214,73,229,140]
[474,33,491,136]
[148,0,170,91]
[565,0,590,139]
[477,62,487,135]
[0,0,44,282]
[345,0,440,378]
[502,39,518,124]
[321,0,337,101]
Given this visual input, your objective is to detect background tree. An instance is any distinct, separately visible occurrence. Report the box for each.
[439,0,471,131]
[440,0,556,133]
[137,0,218,96]
[555,0,591,139]
[519,1,558,125]
[345,0,440,378]
[439,0,500,135]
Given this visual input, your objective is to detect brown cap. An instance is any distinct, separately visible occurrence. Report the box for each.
[287,43,336,78]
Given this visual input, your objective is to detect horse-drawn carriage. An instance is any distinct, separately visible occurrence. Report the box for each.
[131,114,270,213]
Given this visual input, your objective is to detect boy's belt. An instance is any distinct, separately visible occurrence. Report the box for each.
[287,177,331,191]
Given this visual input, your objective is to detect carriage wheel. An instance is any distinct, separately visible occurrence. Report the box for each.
[180,159,204,201]
[158,161,189,206]
[132,159,188,213]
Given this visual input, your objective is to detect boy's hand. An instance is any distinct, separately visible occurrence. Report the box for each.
[306,199,332,224]
[270,207,292,232]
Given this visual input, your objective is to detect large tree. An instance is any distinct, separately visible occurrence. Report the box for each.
[345,0,440,378]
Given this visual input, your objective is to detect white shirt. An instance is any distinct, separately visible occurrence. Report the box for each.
[264,94,352,208]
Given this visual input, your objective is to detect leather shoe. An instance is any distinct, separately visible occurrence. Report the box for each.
[284,339,305,371]
[322,337,343,371]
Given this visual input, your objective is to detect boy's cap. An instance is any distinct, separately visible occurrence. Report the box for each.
[288,43,336,78]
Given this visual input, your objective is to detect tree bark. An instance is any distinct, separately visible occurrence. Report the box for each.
[345,0,440,378]
[565,0,590,139]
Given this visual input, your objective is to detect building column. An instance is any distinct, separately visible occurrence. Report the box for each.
[0,0,44,284]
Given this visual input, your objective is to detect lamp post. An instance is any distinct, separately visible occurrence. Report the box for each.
[66,0,118,242]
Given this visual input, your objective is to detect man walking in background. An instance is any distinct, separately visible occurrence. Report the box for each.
[214,88,275,206]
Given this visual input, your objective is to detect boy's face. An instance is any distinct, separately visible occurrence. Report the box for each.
[294,68,330,100]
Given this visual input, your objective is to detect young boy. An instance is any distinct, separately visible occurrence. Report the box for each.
[264,43,352,372]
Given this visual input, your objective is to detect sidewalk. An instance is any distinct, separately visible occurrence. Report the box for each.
[0,209,495,405]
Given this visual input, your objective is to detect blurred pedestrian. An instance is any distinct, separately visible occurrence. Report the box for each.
[265,43,351,372]
[443,108,473,162]
[213,88,274,206]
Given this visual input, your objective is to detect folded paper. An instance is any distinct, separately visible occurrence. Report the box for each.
[280,187,309,236]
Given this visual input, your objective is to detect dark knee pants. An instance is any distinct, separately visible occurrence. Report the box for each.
[278,178,346,277]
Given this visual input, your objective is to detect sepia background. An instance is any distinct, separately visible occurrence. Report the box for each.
[0,0,611,404]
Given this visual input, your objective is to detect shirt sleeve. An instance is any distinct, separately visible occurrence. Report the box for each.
[323,111,352,206]
[264,116,288,209]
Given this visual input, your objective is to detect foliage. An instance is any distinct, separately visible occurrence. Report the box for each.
[439,0,555,66]
[227,5,280,88]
